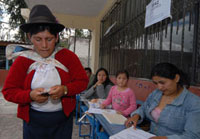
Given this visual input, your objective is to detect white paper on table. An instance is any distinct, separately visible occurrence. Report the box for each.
[102,112,127,125]
[87,107,116,114]
[109,126,155,139]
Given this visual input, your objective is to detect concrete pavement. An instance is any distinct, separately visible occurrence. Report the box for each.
[0,90,90,139]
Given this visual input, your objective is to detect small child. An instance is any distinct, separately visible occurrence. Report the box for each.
[100,70,137,117]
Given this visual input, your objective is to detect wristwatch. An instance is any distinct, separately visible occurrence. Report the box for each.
[63,85,68,95]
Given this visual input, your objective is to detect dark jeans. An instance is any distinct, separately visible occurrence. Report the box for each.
[23,108,73,139]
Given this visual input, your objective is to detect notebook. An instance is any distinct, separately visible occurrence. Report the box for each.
[102,112,127,125]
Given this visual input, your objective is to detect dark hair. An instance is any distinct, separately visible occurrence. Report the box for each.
[116,70,129,79]
[150,62,190,88]
[28,24,59,37]
[88,67,113,89]
[85,67,92,73]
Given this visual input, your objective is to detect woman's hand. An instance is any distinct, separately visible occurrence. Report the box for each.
[125,114,140,129]
[49,85,66,100]
[90,99,98,103]
[117,111,123,115]
[93,80,103,89]
[30,88,48,103]
[96,80,103,85]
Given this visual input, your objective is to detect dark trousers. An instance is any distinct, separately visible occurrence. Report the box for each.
[23,109,73,139]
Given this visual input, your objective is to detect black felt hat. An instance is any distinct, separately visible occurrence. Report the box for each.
[20,5,65,33]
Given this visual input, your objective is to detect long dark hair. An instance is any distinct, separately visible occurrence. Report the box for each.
[150,62,190,88]
[88,67,113,89]
[28,24,59,37]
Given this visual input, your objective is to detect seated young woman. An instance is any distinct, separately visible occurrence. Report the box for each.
[83,67,114,101]
[125,62,200,139]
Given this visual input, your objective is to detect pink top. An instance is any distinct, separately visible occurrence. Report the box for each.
[151,107,161,122]
[102,85,137,117]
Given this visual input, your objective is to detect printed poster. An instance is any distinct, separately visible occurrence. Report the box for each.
[145,0,172,28]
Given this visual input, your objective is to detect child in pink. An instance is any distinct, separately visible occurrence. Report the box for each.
[101,70,137,117]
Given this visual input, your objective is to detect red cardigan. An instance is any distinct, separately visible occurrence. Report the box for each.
[2,48,88,122]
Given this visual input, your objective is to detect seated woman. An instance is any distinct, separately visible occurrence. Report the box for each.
[125,62,200,139]
[83,67,114,100]
[101,70,137,117]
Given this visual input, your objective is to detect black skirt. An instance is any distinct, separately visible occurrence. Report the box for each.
[23,108,73,139]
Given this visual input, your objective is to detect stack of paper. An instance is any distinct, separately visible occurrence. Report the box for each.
[109,126,155,139]
[87,107,116,114]
[102,112,127,125]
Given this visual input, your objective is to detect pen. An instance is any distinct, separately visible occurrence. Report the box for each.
[78,113,87,122]
[129,121,134,126]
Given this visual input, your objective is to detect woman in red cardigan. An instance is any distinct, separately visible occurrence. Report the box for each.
[2,5,88,139]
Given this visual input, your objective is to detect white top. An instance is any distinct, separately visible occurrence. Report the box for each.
[6,44,68,112]
[31,63,62,112]
[29,50,63,112]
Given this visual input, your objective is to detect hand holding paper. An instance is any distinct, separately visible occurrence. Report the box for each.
[125,114,140,129]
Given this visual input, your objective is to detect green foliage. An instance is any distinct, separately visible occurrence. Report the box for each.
[75,29,84,38]
[75,29,91,39]
[2,0,27,41]
[58,40,70,49]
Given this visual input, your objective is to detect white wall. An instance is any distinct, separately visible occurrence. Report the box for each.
[69,37,91,67]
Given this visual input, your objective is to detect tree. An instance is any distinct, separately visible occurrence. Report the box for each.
[75,29,85,38]
[1,0,27,41]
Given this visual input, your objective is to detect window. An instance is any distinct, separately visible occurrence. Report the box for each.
[100,0,200,85]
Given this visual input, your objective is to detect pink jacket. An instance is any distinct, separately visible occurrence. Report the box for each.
[102,85,137,117]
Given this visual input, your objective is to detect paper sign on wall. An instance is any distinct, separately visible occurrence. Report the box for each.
[145,0,172,28]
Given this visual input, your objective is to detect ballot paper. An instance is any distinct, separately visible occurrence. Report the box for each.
[87,99,114,114]
[87,107,116,114]
[109,126,155,139]
[102,112,127,125]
